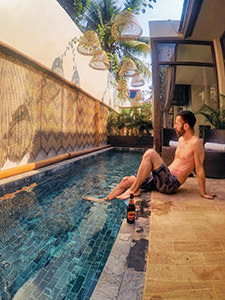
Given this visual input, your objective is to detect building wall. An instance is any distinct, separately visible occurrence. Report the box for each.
[0,43,109,172]
[213,39,225,97]
[149,20,183,39]
[0,0,117,108]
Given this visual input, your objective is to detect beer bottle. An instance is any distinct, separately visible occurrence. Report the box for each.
[127,193,135,224]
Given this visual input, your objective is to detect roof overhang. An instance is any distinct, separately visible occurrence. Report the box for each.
[179,0,203,38]
[179,0,225,41]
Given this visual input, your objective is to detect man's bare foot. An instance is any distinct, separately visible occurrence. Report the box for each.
[116,189,140,200]
[83,196,105,202]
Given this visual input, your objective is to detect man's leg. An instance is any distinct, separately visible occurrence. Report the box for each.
[105,175,136,200]
[117,149,163,200]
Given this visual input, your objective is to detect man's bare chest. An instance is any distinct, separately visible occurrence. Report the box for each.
[176,142,193,160]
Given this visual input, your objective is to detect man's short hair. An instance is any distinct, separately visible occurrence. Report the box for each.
[177,110,196,129]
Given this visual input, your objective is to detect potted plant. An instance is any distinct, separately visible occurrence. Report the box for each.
[196,104,225,130]
[107,103,153,147]
[196,95,225,144]
[196,96,225,178]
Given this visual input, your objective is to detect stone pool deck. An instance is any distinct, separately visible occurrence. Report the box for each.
[91,192,151,300]
[1,150,225,300]
[143,176,225,300]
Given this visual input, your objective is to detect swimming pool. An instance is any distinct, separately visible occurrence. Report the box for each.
[0,149,143,300]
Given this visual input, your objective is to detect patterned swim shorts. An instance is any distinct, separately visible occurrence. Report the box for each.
[140,163,181,194]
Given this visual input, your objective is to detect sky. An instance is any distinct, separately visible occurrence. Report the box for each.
[116,0,185,100]
[136,0,184,36]
[130,0,185,98]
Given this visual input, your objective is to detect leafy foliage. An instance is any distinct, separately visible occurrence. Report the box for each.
[75,0,156,80]
[56,0,91,24]
[107,103,153,136]
[124,0,156,14]
[196,100,225,130]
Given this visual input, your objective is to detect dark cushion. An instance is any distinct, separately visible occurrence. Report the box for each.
[203,129,225,179]
[204,150,225,178]
[162,128,178,146]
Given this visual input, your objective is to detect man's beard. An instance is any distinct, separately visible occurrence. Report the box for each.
[176,125,185,137]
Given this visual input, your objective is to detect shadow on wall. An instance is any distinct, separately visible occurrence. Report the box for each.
[0,46,109,170]
[0,127,107,168]
[51,39,80,86]
[0,104,34,167]
[0,94,107,167]
[29,130,100,162]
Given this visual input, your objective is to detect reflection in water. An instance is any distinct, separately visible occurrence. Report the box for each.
[0,150,143,299]
[0,183,37,240]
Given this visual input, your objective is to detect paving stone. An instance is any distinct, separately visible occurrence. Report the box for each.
[143,177,225,300]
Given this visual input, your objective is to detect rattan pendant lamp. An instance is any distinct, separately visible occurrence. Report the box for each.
[111,10,143,41]
[119,58,138,77]
[117,77,129,98]
[131,98,141,107]
[89,49,110,70]
[77,30,101,55]
[131,72,145,87]
[117,77,128,91]
[118,89,130,99]
[132,90,143,106]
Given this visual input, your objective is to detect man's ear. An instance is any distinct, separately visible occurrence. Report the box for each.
[184,123,189,130]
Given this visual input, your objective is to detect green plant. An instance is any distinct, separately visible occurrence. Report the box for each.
[56,0,91,24]
[76,0,155,80]
[196,101,225,130]
[107,111,118,135]
[107,103,153,136]
[133,103,153,135]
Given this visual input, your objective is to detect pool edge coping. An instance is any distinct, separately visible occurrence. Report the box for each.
[90,192,151,300]
[0,147,114,190]
[0,147,150,300]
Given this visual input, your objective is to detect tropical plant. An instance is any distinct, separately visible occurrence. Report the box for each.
[133,103,153,135]
[107,110,118,135]
[107,103,153,136]
[56,0,91,24]
[196,95,225,130]
[75,0,156,80]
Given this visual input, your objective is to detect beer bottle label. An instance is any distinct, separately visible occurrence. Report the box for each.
[127,211,135,221]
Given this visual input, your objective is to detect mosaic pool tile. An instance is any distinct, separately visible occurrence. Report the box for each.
[91,192,151,300]
[0,150,144,300]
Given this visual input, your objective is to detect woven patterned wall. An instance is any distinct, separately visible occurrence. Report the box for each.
[99,104,108,144]
[0,49,109,170]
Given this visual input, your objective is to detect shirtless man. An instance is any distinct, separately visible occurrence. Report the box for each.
[106,110,214,200]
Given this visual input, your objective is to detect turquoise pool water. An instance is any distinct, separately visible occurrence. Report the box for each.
[0,150,143,300]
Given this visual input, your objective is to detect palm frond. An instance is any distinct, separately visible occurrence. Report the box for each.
[133,57,151,78]
[85,2,102,30]
[79,0,153,80]
[196,104,225,129]
[100,0,120,24]
[122,40,150,54]
[123,0,146,14]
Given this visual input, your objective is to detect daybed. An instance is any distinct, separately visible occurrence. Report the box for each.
[161,128,178,166]
[203,129,225,179]
[161,128,225,179]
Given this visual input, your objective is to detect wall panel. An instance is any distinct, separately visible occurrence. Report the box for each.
[0,44,109,171]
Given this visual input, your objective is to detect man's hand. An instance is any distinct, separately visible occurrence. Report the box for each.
[201,193,216,199]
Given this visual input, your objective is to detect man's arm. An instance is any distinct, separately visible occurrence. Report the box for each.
[193,138,215,199]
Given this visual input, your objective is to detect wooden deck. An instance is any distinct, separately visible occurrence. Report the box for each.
[143,177,225,300]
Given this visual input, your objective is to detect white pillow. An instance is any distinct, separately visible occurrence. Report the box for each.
[204,142,225,152]
[169,140,178,148]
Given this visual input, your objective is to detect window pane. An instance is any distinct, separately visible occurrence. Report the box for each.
[176,44,213,63]
[159,65,218,128]
[158,43,213,63]
[220,33,225,62]
[158,44,176,61]
[175,66,217,97]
